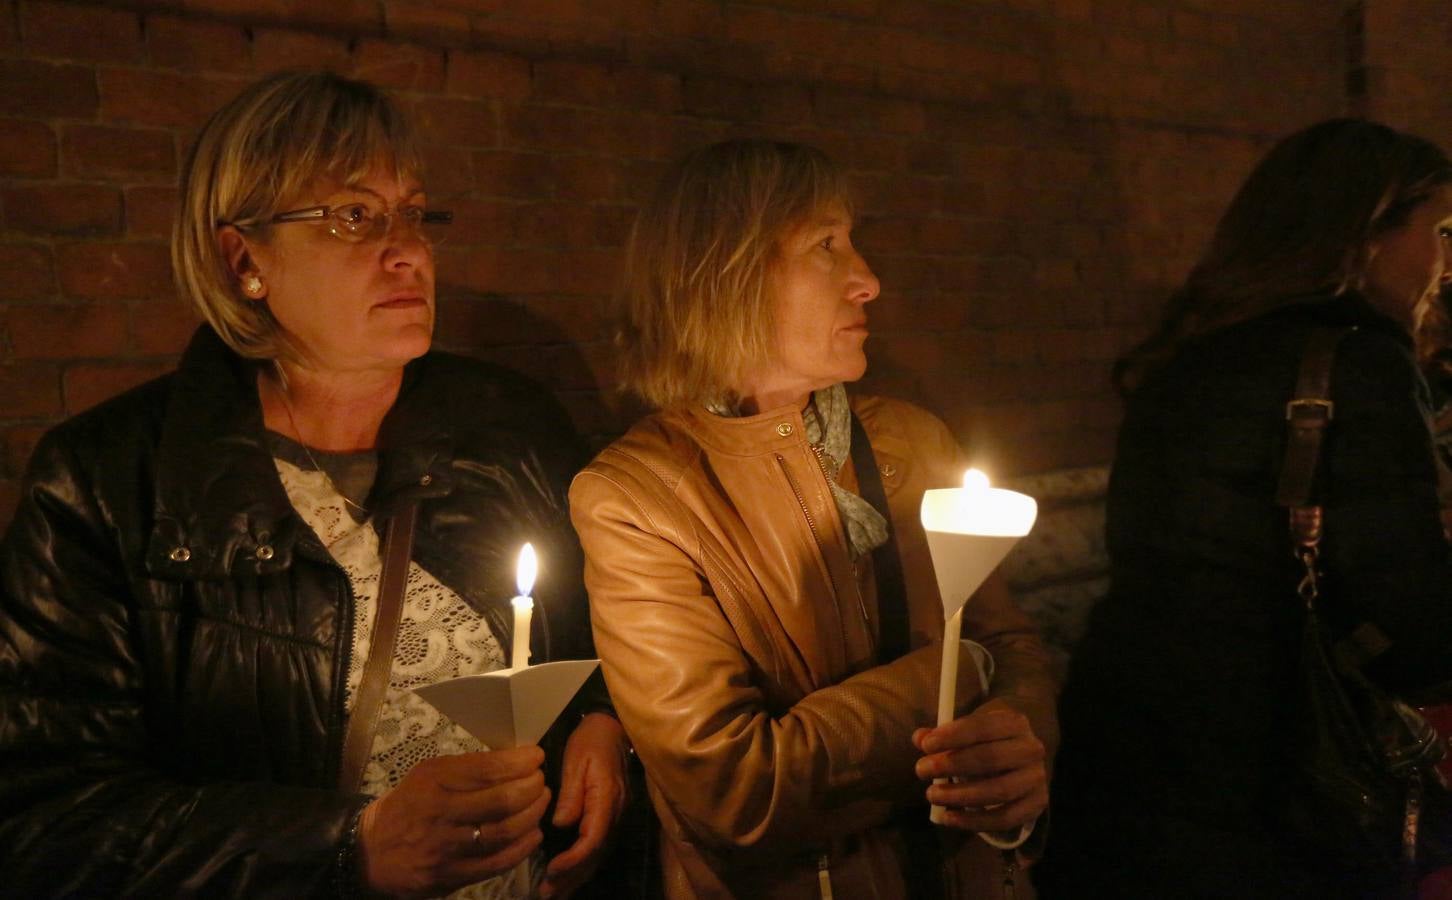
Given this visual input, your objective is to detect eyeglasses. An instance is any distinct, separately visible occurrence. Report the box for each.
[238,202,453,245]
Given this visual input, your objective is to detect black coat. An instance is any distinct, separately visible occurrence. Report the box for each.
[1040,294,1452,898]
[0,326,598,897]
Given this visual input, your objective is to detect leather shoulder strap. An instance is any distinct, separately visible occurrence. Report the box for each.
[848,412,910,663]
[338,502,419,792]
[1276,326,1354,508]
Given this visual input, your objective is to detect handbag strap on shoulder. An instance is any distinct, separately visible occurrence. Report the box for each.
[1276,326,1354,511]
[338,501,419,793]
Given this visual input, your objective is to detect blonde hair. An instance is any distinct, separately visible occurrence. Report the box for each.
[172,70,423,360]
[617,140,851,409]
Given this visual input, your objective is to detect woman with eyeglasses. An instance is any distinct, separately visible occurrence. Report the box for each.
[0,71,628,898]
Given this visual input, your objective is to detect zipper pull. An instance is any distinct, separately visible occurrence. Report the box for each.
[1002,850,1018,900]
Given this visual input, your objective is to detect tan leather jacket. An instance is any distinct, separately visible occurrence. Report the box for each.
[570,394,1058,899]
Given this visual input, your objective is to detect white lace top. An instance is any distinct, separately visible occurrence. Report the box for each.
[274,457,536,900]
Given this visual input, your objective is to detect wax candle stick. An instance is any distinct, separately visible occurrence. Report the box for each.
[919,469,1037,825]
[511,544,537,670]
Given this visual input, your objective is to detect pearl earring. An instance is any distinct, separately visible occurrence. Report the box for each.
[244,275,263,295]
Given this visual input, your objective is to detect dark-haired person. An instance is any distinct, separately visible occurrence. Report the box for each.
[1038,119,1452,898]
[0,71,627,898]
[569,139,1058,899]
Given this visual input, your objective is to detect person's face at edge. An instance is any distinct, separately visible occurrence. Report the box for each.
[1363,184,1452,335]
[245,165,437,377]
[736,201,881,413]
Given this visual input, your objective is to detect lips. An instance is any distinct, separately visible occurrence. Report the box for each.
[376,295,428,310]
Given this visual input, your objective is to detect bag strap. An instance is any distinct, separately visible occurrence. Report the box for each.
[848,412,910,663]
[1275,326,1351,509]
[1275,327,1396,664]
[338,501,419,792]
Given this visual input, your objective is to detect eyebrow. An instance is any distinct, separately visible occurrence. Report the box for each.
[335,183,426,202]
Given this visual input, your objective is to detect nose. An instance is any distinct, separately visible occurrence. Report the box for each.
[379,216,432,270]
[850,250,881,305]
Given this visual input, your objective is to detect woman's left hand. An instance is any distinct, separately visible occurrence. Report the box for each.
[912,698,1048,833]
[540,712,630,899]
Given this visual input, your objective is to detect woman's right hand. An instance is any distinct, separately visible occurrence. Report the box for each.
[356,745,550,898]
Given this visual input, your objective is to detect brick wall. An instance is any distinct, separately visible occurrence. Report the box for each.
[0,0,1358,528]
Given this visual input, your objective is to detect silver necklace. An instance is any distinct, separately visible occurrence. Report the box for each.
[271,367,371,518]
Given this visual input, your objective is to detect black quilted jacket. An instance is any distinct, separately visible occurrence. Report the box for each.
[0,326,597,897]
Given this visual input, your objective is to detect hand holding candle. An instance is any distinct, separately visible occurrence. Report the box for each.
[919,469,1036,825]
[511,543,537,670]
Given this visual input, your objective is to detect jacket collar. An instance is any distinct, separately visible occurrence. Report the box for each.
[679,400,813,457]
[146,326,452,580]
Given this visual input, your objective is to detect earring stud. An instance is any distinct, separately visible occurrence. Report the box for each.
[244,275,263,295]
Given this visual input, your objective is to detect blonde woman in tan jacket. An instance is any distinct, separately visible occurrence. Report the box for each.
[570,140,1057,900]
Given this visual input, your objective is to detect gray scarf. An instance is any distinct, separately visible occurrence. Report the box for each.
[802,384,889,559]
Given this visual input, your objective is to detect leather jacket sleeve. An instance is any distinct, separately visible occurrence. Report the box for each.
[571,441,1050,856]
[0,430,364,898]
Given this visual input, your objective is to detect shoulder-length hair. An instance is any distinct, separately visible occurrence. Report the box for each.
[617,139,852,409]
[172,70,424,361]
[1115,118,1452,393]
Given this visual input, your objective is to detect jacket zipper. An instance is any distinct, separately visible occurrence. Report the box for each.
[816,853,834,900]
[295,536,357,788]
[777,452,822,544]
[796,447,872,633]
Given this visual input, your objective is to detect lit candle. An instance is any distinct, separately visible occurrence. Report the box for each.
[919,469,1037,825]
[510,543,537,670]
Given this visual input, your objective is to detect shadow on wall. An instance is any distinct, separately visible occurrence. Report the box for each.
[430,282,649,452]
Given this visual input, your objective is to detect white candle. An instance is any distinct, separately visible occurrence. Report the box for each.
[920,469,1037,825]
[510,543,537,670]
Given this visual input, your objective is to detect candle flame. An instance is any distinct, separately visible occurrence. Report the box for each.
[516,543,537,597]
[962,468,990,492]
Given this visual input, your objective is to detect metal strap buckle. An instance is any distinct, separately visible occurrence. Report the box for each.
[1285,397,1334,422]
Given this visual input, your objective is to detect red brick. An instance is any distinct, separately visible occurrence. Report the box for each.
[3,425,47,477]
[472,150,558,199]
[410,96,498,148]
[526,294,606,344]
[502,105,659,156]
[432,294,539,347]
[22,1,143,64]
[512,202,630,249]
[3,184,121,236]
[445,49,532,102]
[384,0,471,47]
[99,67,246,129]
[352,39,445,91]
[62,124,176,180]
[130,299,197,356]
[0,243,56,300]
[56,241,172,300]
[187,0,381,33]
[532,61,680,110]
[0,0,16,53]
[0,59,97,118]
[144,14,252,73]
[0,118,56,178]
[418,145,474,194]
[63,360,173,415]
[124,185,176,237]
[0,363,62,417]
[434,196,512,247]
[251,27,350,74]
[8,302,129,359]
